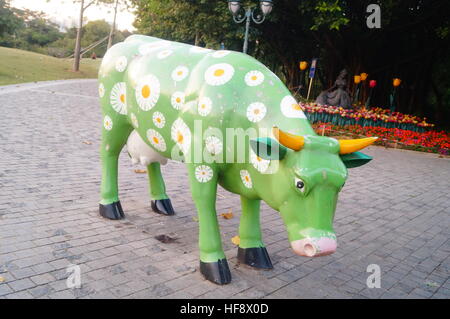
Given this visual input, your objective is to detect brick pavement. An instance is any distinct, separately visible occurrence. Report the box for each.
[0,79,449,299]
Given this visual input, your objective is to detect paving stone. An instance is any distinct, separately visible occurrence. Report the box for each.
[0,79,448,299]
[0,284,13,296]
[29,284,55,298]
[8,278,35,292]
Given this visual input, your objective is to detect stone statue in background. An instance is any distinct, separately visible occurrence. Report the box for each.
[315,69,352,109]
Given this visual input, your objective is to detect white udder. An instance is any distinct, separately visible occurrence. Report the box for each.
[126,130,167,166]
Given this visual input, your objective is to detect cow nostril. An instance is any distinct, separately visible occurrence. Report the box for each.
[303,243,316,257]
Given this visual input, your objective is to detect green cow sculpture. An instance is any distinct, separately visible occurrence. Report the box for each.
[98,35,377,285]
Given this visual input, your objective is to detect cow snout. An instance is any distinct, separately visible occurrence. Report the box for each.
[291,237,337,257]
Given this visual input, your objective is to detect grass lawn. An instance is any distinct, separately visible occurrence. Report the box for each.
[0,46,101,86]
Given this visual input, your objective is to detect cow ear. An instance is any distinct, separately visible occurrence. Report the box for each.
[250,137,287,160]
[340,151,372,168]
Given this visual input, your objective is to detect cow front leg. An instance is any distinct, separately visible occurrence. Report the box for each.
[237,196,273,269]
[188,164,231,285]
[147,162,175,216]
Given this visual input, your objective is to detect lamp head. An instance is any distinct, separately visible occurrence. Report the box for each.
[228,0,241,16]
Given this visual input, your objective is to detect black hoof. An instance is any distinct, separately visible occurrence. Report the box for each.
[151,199,175,216]
[200,259,232,285]
[237,247,273,269]
[99,201,125,220]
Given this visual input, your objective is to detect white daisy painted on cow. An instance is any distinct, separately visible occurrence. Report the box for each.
[205,135,223,155]
[147,129,166,152]
[250,150,270,173]
[171,66,189,82]
[115,56,128,72]
[245,70,265,87]
[198,97,212,116]
[103,115,113,131]
[98,83,105,98]
[195,165,213,183]
[135,75,160,111]
[212,50,231,58]
[152,111,165,128]
[130,112,139,128]
[205,63,234,86]
[171,91,185,110]
[171,118,191,154]
[157,49,173,59]
[246,102,267,123]
[240,170,253,188]
[110,82,127,115]
[190,46,211,53]
[280,95,306,119]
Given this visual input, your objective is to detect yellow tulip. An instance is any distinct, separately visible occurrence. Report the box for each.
[393,78,402,87]
[360,73,368,81]
[299,61,308,71]
[354,75,361,84]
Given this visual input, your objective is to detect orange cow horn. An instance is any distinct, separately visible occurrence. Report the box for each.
[338,137,378,154]
[272,127,304,151]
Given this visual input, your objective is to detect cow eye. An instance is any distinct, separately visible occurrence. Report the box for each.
[294,177,305,193]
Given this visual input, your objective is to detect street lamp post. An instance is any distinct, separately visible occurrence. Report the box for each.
[228,0,274,54]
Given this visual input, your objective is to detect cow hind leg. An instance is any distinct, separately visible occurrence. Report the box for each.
[237,196,273,269]
[99,116,132,220]
[147,162,175,216]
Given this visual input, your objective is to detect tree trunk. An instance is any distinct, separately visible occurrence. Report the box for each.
[194,32,200,46]
[107,0,119,50]
[73,0,85,72]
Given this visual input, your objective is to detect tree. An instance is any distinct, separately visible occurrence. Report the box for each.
[0,0,23,39]
[131,0,241,49]
[72,0,113,72]
[131,0,450,126]
[107,0,119,49]
[84,20,126,56]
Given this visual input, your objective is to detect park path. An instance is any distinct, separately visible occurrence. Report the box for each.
[0,79,449,299]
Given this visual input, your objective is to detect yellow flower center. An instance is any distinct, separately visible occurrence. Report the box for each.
[254,109,260,115]
[120,94,125,103]
[141,85,151,98]
[156,118,161,123]
[177,132,184,143]
[201,104,206,109]
[251,75,257,81]
[214,69,225,77]
[256,156,262,162]
[176,97,181,103]
[153,136,159,144]
[245,176,249,182]
[177,71,183,76]
[292,103,301,110]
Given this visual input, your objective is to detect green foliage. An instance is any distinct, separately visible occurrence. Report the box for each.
[0,0,23,37]
[132,0,240,49]
[311,0,349,31]
[130,0,450,126]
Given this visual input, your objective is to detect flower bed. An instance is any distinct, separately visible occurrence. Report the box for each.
[303,103,434,132]
[312,123,450,155]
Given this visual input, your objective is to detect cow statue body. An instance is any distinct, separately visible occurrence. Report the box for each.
[98,35,377,284]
